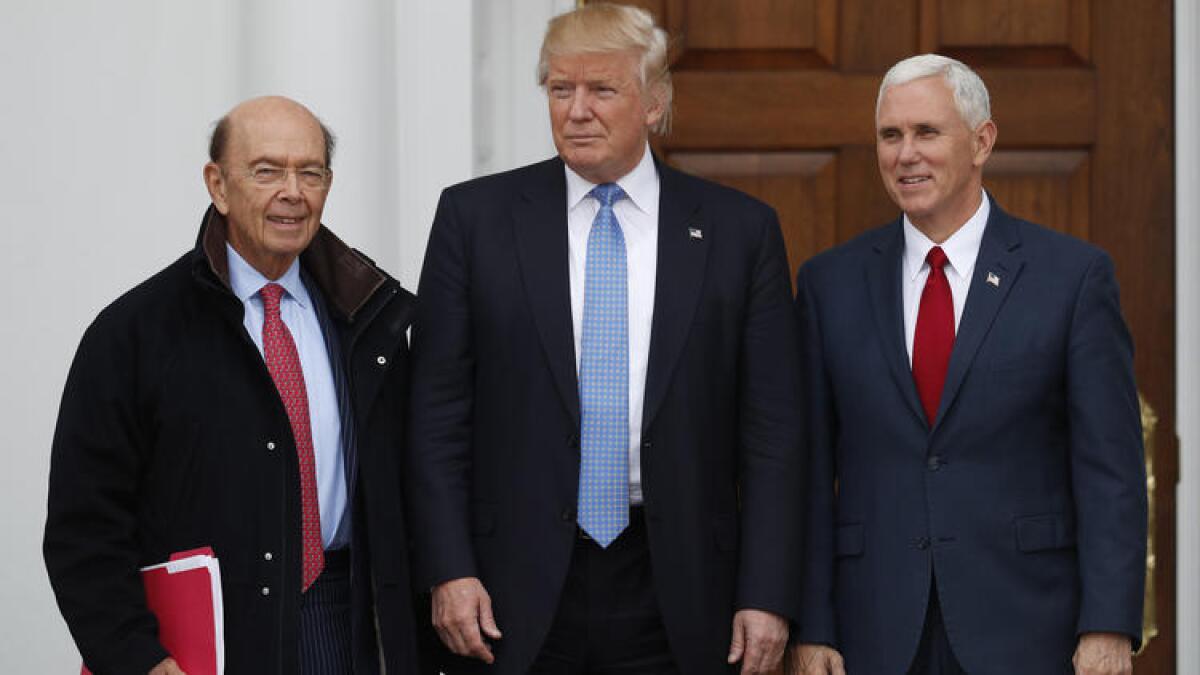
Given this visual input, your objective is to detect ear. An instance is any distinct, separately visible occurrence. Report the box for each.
[203,162,230,215]
[972,119,998,168]
[643,83,666,130]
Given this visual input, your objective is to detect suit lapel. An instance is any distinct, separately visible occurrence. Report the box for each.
[933,201,1025,430]
[865,220,927,427]
[642,162,707,432]
[511,159,581,426]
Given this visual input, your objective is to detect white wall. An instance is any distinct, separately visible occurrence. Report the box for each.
[0,1,472,670]
[1176,0,1199,672]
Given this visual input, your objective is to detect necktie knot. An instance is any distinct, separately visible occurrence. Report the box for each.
[925,246,949,271]
[590,183,625,208]
[260,283,286,316]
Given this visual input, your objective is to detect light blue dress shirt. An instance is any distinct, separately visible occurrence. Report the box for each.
[226,244,349,549]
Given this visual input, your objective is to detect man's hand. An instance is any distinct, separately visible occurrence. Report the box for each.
[148,657,186,675]
[432,576,502,664]
[1073,632,1132,675]
[727,609,789,674]
[785,644,845,675]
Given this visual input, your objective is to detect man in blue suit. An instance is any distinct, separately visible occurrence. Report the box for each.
[407,4,802,674]
[789,55,1146,675]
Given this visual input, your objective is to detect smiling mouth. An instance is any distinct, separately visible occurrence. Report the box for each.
[267,216,305,225]
[898,176,931,186]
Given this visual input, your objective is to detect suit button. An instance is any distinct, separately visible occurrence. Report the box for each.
[927,455,942,471]
[376,355,387,366]
[560,508,576,522]
[263,552,273,561]
[266,441,276,451]
[261,586,271,596]
[915,537,930,550]
[642,439,652,450]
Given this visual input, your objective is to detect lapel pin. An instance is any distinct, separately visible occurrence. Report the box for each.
[688,227,703,241]
[986,271,1001,287]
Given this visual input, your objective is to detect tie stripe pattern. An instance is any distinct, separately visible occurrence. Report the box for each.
[577,183,630,547]
[260,283,325,591]
[912,246,955,426]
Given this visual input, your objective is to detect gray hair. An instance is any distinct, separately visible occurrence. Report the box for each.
[536,2,673,135]
[877,54,991,129]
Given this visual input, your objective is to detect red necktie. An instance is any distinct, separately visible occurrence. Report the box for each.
[260,283,324,591]
[912,247,954,426]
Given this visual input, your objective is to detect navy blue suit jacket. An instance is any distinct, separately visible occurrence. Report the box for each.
[795,198,1146,675]
[407,156,803,674]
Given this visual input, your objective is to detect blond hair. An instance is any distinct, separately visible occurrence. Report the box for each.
[537,2,673,134]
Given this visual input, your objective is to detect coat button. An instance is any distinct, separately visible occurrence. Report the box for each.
[261,586,271,596]
[915,537,930,550]
[376,355,387,365]
[927,455,942,471]
[263,552,273,561]
[266,441,276,451]
[642,439,652,450]
[560,508,576,522]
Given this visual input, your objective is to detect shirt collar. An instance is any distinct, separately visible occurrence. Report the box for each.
[225,243,310,309]
[564,142,659,216]
[902,188,990,282]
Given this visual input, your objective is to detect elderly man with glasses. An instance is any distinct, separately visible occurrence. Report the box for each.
[44,96,430,675]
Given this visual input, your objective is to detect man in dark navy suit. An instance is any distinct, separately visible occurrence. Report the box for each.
[789,55,1146,675]
[407,4,802,674]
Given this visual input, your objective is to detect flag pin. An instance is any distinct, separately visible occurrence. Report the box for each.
[688,227,703,241]
[986,271,1001,287]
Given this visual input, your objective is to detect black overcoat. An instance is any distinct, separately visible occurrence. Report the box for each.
[45,207,427,674]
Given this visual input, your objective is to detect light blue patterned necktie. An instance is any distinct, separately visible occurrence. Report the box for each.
[577,182,629,547]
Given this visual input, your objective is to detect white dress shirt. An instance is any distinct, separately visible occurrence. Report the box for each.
[901,190,990,364]
[565,144,658,504]
[226,244,348,548]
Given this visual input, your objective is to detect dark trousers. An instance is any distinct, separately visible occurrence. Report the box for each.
[300,548,354,675]
[529,508,679,674]
[907,584,967,675]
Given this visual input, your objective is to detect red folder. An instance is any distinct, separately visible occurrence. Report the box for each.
[81,547,224,675]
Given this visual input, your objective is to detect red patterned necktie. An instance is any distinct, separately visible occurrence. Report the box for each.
[912,246,954,426]
[260,283,324,591]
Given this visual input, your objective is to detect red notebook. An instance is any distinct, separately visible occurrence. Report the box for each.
[81,547,224,675]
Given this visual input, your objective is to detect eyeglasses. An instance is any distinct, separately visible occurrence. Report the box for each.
[232,164,332,190]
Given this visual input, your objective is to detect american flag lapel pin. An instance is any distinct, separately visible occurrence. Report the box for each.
[986,271,1001,287]
[688,226,703,241]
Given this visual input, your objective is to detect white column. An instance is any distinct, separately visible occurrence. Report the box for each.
[472,0,576,178]
[237,0,391,266]
[1176,0,1199,671]
[389,2,475,289]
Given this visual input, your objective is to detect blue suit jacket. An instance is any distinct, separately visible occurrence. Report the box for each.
[407,156,803,675]
[795,198,1146,675]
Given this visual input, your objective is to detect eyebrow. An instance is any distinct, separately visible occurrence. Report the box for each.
[247,154,326,168]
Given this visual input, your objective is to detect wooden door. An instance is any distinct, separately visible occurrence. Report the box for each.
[604,0,1177,671]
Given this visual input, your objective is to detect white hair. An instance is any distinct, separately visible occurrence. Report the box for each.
[877,54,991,129]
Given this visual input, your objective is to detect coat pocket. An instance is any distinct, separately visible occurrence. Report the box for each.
[835,523,865,557]
[1013,513,1076,552]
